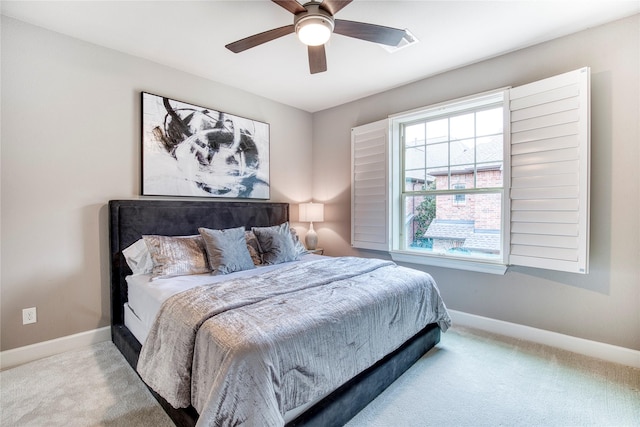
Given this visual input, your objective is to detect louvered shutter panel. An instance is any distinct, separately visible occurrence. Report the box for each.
[351,120,389,250]
[509,67,590,273]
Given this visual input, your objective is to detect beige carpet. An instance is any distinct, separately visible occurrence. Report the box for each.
[1,326,639,426]
[0,341,173,426]
[347,327,640,426]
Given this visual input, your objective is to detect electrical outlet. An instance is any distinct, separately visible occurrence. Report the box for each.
[22,307,37,325]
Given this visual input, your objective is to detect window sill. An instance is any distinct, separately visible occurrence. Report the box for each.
[389,250,508,275]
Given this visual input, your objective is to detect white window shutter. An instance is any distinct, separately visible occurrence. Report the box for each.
[351,119,389,250]
[509,67,590,273]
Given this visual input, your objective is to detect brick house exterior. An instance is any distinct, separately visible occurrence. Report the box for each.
[407,167,502,254]
[434,169,502,230]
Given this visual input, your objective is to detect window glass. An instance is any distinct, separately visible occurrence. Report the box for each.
[404,146,425,170]
[426,119,448,144]
[450,113,475,140]
[398,94,505,263]
[404,123,425,147]
[450,138,475,166]
[476,107,503,136]
[403,192,502,261]
[426,143,448,168]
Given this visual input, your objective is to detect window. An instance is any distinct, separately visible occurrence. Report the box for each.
[352,68,590,275]
[396,92,505,265]
[453,184,466,206]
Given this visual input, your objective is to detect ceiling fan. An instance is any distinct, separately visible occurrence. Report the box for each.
[225,0,407,74]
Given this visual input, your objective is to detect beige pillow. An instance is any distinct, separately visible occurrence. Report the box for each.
[142,235,209,280]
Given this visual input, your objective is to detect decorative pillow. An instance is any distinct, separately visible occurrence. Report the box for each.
[122,238,154,275]
[290,227,309,257]
[245,230,263,265]
[142,235,210,280]
[199,226,256,275]
[252,222,299,265]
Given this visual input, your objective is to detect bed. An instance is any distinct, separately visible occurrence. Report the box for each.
[109,199,450,426]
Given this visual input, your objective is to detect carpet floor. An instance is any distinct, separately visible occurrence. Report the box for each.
[1,326,638,426]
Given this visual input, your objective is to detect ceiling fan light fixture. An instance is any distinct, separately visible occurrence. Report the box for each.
[296,15,334,46]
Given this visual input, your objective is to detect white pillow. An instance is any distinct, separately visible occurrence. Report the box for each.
[122,239,154,275]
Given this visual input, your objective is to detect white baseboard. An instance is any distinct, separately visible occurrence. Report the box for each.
[0,326,111,371]
[449,310,640,369]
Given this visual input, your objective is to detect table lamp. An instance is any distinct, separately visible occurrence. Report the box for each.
[298,202,324,250]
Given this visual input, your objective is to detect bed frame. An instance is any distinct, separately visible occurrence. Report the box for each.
[109,199,441,426]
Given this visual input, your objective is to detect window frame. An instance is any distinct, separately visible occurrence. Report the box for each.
[389,90,510,274]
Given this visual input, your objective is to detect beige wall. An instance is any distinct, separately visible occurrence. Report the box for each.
[312,15,640,350]
[2,14,639,353]
[1,17,313,350]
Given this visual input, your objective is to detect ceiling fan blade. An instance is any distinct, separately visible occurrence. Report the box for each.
[226,25,295,53]
[334,19,406,46]
[272,0,306,15]
[308,45,327,74]
[319,0,352,16]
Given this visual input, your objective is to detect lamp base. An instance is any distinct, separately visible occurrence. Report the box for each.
[305,224,318,250]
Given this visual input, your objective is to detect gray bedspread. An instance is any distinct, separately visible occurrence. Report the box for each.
[137,257,451,427]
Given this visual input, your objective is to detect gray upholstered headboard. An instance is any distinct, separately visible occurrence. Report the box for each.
[108,200,289,326]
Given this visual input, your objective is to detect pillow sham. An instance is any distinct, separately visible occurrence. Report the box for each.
[245,230,263,265]
[122,238,154,275]
[199,226,255,275]
[252,222,299,265]
[142,234,209,280]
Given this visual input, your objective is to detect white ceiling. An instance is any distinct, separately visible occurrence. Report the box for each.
[2,1,638,112]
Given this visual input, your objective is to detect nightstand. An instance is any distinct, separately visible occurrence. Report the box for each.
[307,248,324,255]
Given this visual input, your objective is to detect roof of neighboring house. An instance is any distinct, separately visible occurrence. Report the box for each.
[424,219,500,253]
[405,135,503,180]
[424,220,474,240]
[463,233,501,253]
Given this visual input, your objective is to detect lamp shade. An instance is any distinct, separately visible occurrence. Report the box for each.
[299,202,324,223]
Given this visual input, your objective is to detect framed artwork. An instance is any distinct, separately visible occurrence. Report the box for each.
[141,92,270,199]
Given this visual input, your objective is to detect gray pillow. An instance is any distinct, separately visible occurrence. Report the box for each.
[199,226,255,275]
[142,235,209,280]
[289,227,309,257]
[252,222,299,265]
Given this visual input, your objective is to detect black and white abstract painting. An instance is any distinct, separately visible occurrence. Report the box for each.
[141,92,270,199]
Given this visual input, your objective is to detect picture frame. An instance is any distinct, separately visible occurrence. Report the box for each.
[141,92,270,199]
